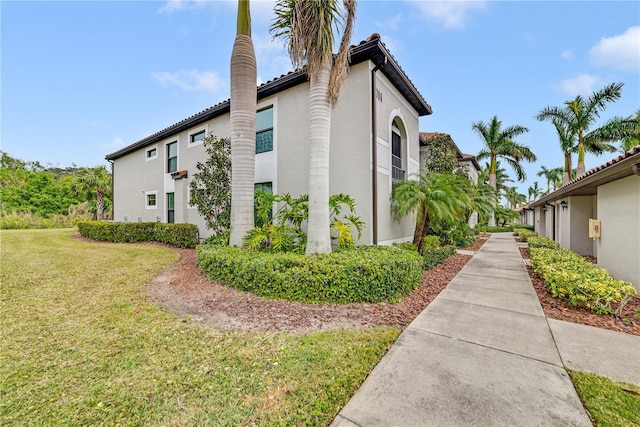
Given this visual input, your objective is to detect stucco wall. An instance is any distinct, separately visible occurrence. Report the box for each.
[111,60,421,244]
[597,176,640,290]
[568,195,595,256]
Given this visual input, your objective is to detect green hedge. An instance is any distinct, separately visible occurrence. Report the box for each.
[515,229,537,242]
[422,245,457,269]
[77,221,199,248]
[513,224,534,231]
[530,247,637,315]
[476,225,515,233]
[527,235,560,249]
[197,245,422,304]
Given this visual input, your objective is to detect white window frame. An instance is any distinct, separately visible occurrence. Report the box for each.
[166,139,178,173]
[188,125,208,148]
[145,145,158,161]
[145,191,158,210]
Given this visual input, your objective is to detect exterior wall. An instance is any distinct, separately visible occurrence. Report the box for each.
[596,176,640,290]
[534,206,545,235]
[567,195,595,256]
[112,60,421,245]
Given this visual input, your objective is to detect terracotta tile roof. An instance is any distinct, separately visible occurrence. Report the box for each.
[561,144,640,188]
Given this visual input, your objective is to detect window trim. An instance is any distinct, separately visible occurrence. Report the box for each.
[167,192,175,223]
[256,105,274,154]
[145,145,158,161]
[145,191,158,210]
[166,140,178,173]
[188,125,208,147]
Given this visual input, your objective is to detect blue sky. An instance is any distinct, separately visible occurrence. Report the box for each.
[2,0,639,195]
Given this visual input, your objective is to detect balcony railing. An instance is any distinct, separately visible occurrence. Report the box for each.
[392,155,405,181]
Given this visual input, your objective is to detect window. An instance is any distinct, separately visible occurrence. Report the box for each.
[190,130,205,145]
[145,191,158,209]
[167,141,177,173]
[146,147,157,159]
[391,131,405,181]
[254,182,272,227]
[256,106,273,154]
[167,192,175,223]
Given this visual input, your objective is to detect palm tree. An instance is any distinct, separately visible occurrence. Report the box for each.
[504,186,526,210]
[478,162,514,195]
[537,166,563,193]
[391,171,467,254]
[551,119,577,185]
[229,0,257,247]
[271,0,356,255]
[463,180,495,224]
[73,166,111,220]
[527,181,541,203]
[621,109,640,152]
[536,82,640,177]
[473,115,536,226]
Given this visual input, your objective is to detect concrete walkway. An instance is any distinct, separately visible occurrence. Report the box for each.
[332,233,610,427]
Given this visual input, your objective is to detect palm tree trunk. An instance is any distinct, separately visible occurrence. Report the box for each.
[488,173,497,227]
[413,205,427,251]
[229,0,257,247]
[562,153,571,186]
[96,189,104,221]
[305,61,332,255]
[577,141,586,177]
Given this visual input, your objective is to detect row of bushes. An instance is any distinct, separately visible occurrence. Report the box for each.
[476,224,534,233]
[394,236,458,270]
[77,221,199,248]
[514,228,537,242]
[527,235,636,316]
[197,245,422,304]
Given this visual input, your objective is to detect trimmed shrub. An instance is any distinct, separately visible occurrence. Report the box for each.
[527,235,560,249]
[484,226,515,233]
[447,223,476,247]
[422,245,457,270]
[77,221,199,248]
[530,247,637,315]
[514,224,534,231]
[422,235,441,250]
[197,245,423,304]
[515,229,537,242]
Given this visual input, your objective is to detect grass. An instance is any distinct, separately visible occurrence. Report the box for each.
[0,229,398,426]
[569,370,640,426]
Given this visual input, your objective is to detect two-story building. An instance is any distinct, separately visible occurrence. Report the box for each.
[106,36,432,245]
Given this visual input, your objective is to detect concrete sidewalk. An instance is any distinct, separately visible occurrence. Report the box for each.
[332,233,593,427]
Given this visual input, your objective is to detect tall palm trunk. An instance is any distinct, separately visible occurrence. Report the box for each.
[488,156,497,227]
[305,61,332,255]
[229,0,257,247]
[576,139,586,177]
[563,152,572,185]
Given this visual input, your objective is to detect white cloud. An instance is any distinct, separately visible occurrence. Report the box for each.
[158,0,211,14]
[522,32,535,42]
[589,26,640,72]
[103,137,125,149]
[558,73,600,96]
[375,14,403,32]
[410,1,487,29]
[561,49,574,60]
[152,70,225,92]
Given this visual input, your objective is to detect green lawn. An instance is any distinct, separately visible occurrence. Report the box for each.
[0,229,398,426]
[569,370,640,427]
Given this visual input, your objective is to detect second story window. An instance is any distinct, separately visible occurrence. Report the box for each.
[256,106,273,154]
[391,131,405,182]
[167,141,177,173]
[190,130,205,145]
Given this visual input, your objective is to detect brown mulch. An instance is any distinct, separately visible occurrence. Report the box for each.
[520,247,640,336]
[146,239,485,333]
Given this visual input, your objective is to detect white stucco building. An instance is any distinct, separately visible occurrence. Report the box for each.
[529,146,640,291]
[106,37,434,245]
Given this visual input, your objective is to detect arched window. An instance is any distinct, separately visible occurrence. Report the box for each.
[391,118,407,182]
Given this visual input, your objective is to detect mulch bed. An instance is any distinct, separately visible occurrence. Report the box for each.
[146,238,486,332]
[520,246,640,336]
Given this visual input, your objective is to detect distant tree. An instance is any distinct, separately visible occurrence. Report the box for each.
[189,134,232,238]
[504,186,526,210]
[423,134,459,174]
[527,182,541,203]
[537,166,563,193]
[536,82,640,176]
[473,115,536,226]
[73,166,112,220]
[621,109,640,152]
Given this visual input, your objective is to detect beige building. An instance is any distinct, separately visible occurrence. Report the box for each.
[529,146,640,291]
[106,37,433,245]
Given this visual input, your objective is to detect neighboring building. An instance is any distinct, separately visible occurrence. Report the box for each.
[418,132,482,227]
[106,36,432,245]
[529,146,640,291]
[518,205,535,226]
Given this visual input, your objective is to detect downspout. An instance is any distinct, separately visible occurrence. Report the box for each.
[371,56,386,245]
[546,202,556,241]
[108,159,114,221]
